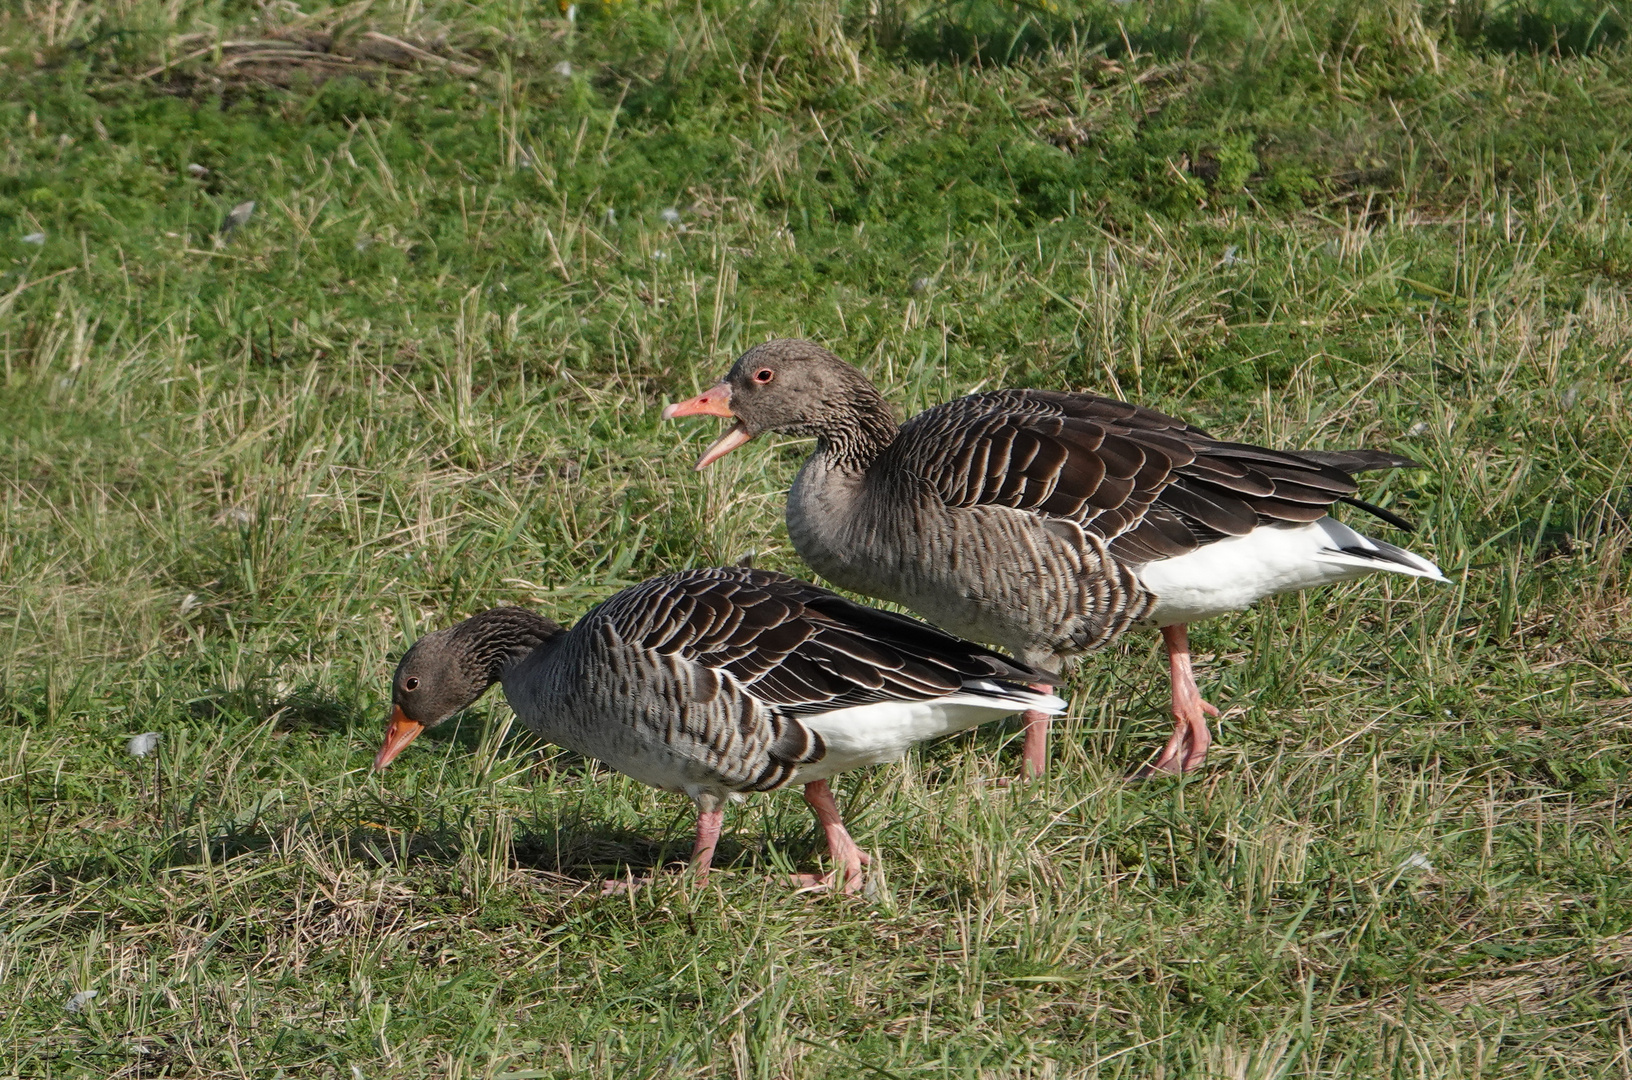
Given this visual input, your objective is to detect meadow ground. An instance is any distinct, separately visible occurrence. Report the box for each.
[1,0,1630,1076]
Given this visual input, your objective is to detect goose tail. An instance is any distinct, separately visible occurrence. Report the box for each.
[1314,518,1446,582]
[956,680,1069,714]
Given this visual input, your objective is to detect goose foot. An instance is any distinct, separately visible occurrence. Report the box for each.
[1131,705,1216,778]
[601,874,657,895]
[1132,624,1219,778]
[798,780,871,894]
[788,848,872,895]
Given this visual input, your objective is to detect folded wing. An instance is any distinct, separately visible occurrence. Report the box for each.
[883,389,1420,565]
[579,567,1054,791]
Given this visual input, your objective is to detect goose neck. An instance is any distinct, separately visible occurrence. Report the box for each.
[452,607,567,687]
[814,398,898,473]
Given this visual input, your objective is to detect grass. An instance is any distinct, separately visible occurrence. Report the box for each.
[1,0,1630,1075]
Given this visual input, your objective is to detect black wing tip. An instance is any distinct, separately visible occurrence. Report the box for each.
[1276,450,1425,530]
[1338,495,1417,532]
[1329,541,1431,574]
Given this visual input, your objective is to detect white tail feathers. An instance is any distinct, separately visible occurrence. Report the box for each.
[957,681,1068,714]
[795,687,1067,780]
[1312,518,1447,581]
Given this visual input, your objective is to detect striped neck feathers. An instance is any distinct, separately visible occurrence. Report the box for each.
[723,342,901,472]
[393,606,565,728]
[447,607,566,686]
[813,386,899,472]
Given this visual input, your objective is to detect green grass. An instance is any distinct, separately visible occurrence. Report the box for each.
[1,0,1630,1075]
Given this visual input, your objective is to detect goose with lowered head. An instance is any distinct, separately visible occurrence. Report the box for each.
[662,339,1444,777]
[374,566,1063,892]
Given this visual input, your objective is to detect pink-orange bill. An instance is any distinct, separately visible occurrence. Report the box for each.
[661,383,754,468]
[373,705,425,770]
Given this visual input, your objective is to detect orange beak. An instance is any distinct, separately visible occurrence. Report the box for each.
[661,382,734,419]
[373,705,425,770]
[661,382,755,469]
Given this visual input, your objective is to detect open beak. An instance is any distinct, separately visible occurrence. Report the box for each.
[373,705,425,771]
[691,423,753,469]
[661,382,755,469]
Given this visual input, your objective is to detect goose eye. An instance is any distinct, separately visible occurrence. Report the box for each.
[403,677,420,692]
[753,368,774,384]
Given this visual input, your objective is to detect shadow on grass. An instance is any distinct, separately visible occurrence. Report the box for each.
[322,821,825,892]
[186,682,363,736]
[76,816,818,894]
[22,822,681,896]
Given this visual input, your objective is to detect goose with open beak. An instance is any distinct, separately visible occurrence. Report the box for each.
[663,339,1445,778]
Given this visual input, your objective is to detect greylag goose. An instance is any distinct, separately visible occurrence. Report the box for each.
[373,566,1062,893]
[662,340,1445,777]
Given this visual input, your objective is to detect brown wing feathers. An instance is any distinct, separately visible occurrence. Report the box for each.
[587,568,1055,791]
[604,567,1046,717]
[894,391,1417,564]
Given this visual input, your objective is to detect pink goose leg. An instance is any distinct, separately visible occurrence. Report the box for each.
[790,779,871,894]
[602,805,725,894]
[1019,682,1055,779]
[1136,624,1220,777]
[688,805,725,880]
[606,787,875,895]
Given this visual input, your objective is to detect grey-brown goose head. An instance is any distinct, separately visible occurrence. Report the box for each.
[662,339,898,470]
[374,607,564,770]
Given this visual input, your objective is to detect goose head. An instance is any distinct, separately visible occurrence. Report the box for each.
[662,339,896,469]
[374,607,564,770]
